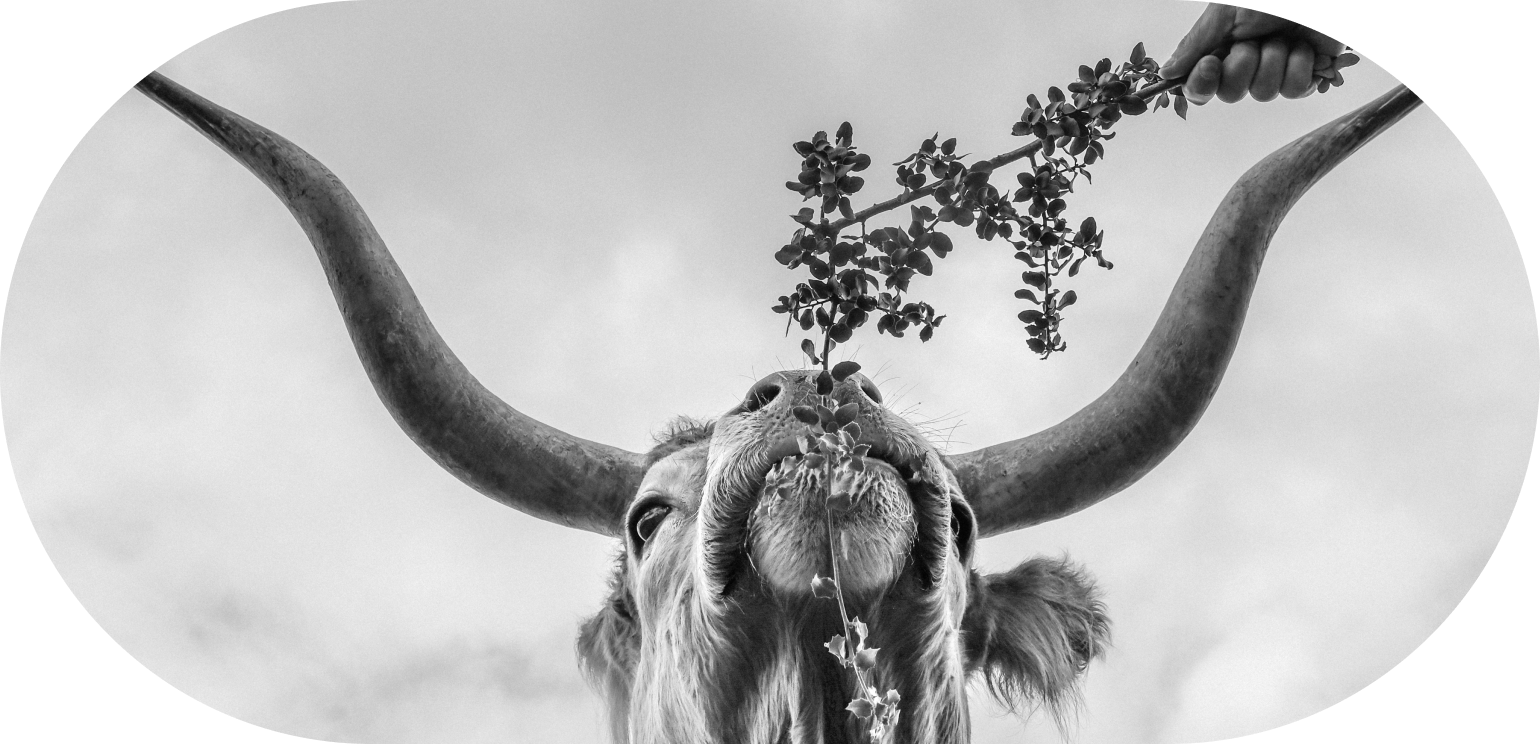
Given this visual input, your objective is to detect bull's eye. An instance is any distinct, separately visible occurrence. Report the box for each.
[633,505,672,544]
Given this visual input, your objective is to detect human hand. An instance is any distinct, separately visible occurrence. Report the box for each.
[1159,3,1357,104]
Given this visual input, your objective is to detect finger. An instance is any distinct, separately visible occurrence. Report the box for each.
[1218,40,1260,103]
[1160,4,1236,79]
[1280,41,1315,98]
[1250,38,1290,101]
[1230,9,1297,39]
[1183,54,1223,105]
[1299,28,1346,57]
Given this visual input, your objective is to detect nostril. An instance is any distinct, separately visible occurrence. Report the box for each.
[859,377,883,404]
[741,382,781,413]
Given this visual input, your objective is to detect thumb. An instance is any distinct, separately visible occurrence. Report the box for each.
[1160,4,1235,79]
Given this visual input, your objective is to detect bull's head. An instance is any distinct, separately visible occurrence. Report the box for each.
[133,71,1419,743]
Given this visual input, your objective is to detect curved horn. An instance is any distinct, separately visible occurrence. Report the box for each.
[954,85,1423,537]
[135,72,646,536]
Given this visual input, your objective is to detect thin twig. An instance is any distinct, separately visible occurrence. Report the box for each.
[825,76,1184,233]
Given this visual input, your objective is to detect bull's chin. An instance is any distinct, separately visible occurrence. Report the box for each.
[747,458,917,599]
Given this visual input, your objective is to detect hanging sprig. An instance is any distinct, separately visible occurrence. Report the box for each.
[763,361,902,742]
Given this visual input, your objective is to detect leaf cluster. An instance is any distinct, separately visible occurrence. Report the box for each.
[774,42,1187,365]
[785,121,873,216]
[773,136,950,366]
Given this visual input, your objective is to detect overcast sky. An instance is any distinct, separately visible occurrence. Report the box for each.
[3,1,1537,743]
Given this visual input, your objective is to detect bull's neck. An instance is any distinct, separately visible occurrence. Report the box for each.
[633,576,971,744]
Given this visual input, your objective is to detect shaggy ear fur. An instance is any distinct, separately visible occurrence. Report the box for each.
[960,556,1109,724]
[577,556,640,743]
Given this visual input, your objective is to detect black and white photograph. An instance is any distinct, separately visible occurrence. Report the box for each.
[3,1,1537,743]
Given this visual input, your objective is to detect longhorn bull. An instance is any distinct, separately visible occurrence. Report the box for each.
[133,71,1419,743]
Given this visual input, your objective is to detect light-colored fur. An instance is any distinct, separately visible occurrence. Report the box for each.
[578,377,1109,742]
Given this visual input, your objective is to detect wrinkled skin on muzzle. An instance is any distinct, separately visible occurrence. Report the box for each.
[699,370,969,600]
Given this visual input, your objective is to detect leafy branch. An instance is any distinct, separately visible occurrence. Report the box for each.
[773,44,1359,364]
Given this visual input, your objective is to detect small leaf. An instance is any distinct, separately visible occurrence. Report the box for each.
[801,338,820,365]
[811,576,839,599]
[928,231,953,257]
[831,360,862,381]
[854,648,880,671]
[941,137,956,155]
[1060,290,1078,308]
[1130,41,1146,65]
[826,492,852,512]
[826,634,847,660]
[835,402,860,426]
[792,406,821,425]
[850,617,868,641]
[1174,94,1189,120]
[1014,288,1038,302]
[816,370,834,395]
[847,698,874,719]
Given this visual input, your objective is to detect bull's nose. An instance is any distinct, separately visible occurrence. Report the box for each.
[845,372,883,405]
[740,377,783,413]
[738,369,883,413]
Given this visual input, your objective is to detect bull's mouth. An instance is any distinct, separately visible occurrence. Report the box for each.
[714,439,958,600]
[747,454,917,598]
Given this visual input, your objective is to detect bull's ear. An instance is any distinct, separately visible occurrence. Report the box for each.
[577,560,640,741]
[960,558,1109,721]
